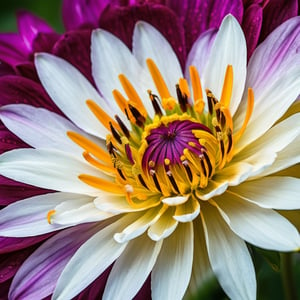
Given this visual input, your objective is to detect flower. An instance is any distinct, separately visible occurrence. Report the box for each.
[0,13,300,299]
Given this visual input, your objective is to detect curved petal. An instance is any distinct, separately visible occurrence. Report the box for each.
[235,17,300,149]
[91,29,154,119]
[0,104,86,154]
[151,222,193,300]
[35,53,110,138]
[201,204,256,300]
[52,215,135,300]
[203,14,247,115]
[0,192,79,237]
[214,192,300,251]
[133,21,183,97]
[8,223,103,300]
[0,149,111,196]
[103,235,162,300]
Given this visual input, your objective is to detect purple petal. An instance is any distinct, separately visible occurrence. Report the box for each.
[0,76,60,114]
[242,3,263,59]
[99,4,186,67]
[52,30,94,84]
[0,245,36,283]
[9,223,103,300]
[15,62,39,82]
[17,11,56,53]
[0,33,28,65]
[0,125,27,154]
[0,61,16,77]
[32,32,61,53]
[62,0,110,30]
[0,279,11,299]
[166,0,244,52]
[0,233,53,255]
[260,0,298,42]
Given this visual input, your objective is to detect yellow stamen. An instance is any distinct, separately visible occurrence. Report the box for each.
[67,131,111,164]
[86,99,121,131]
[189,66,203,101]
[112,89,128,114]
[221,107,233,131]
[118,74,147,117]
[82,151,116,174]
[234,88,254,141]
[79,174,125,194]
[179,78,190,98]
[146,58,171,99]
[47,209,56,224]
[220,65,233,108]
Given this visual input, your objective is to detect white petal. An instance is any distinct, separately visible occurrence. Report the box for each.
[0,148,111,196]
[229,177,300,209]
[214,192,300,251]
[0,192,83,237]
[173,196,200,222]
[103,235,162,300]
[185,29,217,77]
[151,222,193,300]
[52,215,135,300]
[114,205,165,243]
[148,207,178,241]
[35,53,109,138]
[201,204,256,300]
[203,15,247,115]
[133,21,183,97]
[0,104,89,154]
[186,217,214,297]
[162,195,189,206]
[51,200,113,225]
[91,29,154,119]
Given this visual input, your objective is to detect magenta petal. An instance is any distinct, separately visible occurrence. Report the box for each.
[99,4,186,67]
[0,33,28,65]
[32,32,61,54]
[17,11,56,53]
[242,3,263,59]
[260,0,298,42]
[0,279,11,299]
[52,30,94,84]
[9,224,102,300]
[62,0,110,30]
[0,76,60,113]
[166,0,244,51]
[15,62,39,82]
[0,61,16,77]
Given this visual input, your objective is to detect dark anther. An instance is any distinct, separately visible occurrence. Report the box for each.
[200,160,207,177]
[125,144,135,164]
[138,174,148,189]
[109,122,122,144]
[219,139,225,159]
[176,84,188,112]
[203,151,213,177]
[117,168,126,180]
[115,115,130,138]
[206,91,214,115]
[152,172,162,192]
[107,141,116,157]
[226,130,233,154]
[128,104,146,127]
[148,91,163,116]
[168,173,180,194]
[183,164,193,182]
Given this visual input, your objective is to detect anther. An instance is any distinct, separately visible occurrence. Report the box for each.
[176,84,188,112]
[125,144,134,164]
[128,104,146,127]
[182,161,193,182]
[138,174,148,189]
[226,128,233,154]
[117,168,126,180]
[151,171,162,192]
[109,122,122,144]
[206,90,217,115]
[115,115,130,138]
[148,90,163,117]
[164,161,180,194]
[202,151,213,177]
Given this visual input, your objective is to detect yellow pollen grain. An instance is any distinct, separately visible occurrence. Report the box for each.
[220,65,233,108]
[164,158,171,165]
[79,174,125,194]
[146,58,171,99]
[47,209,56,224]
[67,131,112,164]
[162,97,177,111]
[86,99,121,132]
[234,88,254,141]
[118,74,147,117]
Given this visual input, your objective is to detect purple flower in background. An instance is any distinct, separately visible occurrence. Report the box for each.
[0,1,299,299]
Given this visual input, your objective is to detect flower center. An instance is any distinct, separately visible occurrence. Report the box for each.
[67,59,254,203]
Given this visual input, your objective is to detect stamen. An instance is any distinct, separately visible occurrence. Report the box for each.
[189,66,203,101]
[115,115,130,138]
[179,78,190,99]
[79,174,125,194]
[162,97,177,111]
[176,84,188,112]
[220,65,233,108]
[138,174,148,189]
[146,58,171,99]
[234,88,254,141]
[125,143,135,164]
[206,90,215,115]
[148,90,163,116]
[109,122,122,144]
[112,89,128,114]
[117,168,126,180]
[67,131,111,164]
[151,171,162,193]
[128,104,146,127]
[47,209,56,224]
[118,74,146,117]
[82,151,116,174]
[86,99,120,131]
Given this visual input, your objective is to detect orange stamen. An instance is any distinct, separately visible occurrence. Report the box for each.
[189,66,203,102]
[234,88,254,141]
[220,65,233,108]
[179,78,190,98]
[86,99,121,132]
[82,151,116,174]
[67,131,111,164]
[78,174,125,194]
[47,209,56,224]
[146,58,171,99]
[112,89,128,114]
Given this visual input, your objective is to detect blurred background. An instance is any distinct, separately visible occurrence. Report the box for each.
[0,0,63,32]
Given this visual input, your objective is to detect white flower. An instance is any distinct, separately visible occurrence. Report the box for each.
[0,15,300,300]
